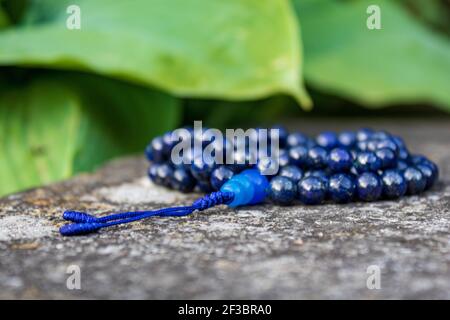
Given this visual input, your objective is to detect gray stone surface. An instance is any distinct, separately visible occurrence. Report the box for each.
[0,119,449,299]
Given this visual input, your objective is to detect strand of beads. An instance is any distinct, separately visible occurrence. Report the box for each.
[145,127,438,206]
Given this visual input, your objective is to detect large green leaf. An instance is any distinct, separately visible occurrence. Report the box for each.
[0,0,310,108]
[0,74,179,196]
[294,0,450,110]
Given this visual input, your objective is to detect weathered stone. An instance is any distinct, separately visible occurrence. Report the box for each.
[0,120,449,299]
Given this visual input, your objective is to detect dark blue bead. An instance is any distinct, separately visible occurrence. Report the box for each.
[304,170,329,184]
[371,131,390,140]
[410,154,428,165]
[256,157,279,177]
[398,147,410,161]
[357,140,369,151]
[375,148,396,168]
[391,135,406,149]
[231,149,254,172]
[356,172,382,201]
[396,160,408,172]
[162,131,175,157]
[271,125,289,147]
[375,139,398,155]
[411,157,439,185]
[316,131,338,150]
[190,156,215,181]
[338,131,356,148]
[268,176,297,205]
[381,169,407,199]
[195,180,213,193]
[416,163,436,189]
[170,168,195,193]
[148,163,173,187]
[145,143,153,161]
[150,136,166,163]
[328,174,355,203]
[327,148,352,172]
[279,165,303,184]
[366,139,379,152]
[287,132,309,148]
[210,166,235,191]
[356,128,374,141]
[278,149,290,167]
[307,146,328,169]
[355,151,381,173]
[297,176,327,205]
[289,145,309,167]
[403,167,426,195]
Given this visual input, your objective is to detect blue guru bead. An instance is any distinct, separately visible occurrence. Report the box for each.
[221,173,254,208]
[240,169,269,204]
[268,176,297,205]
[307,146,328,169]
[316,131,338,150]
[328,174,355,203]
[355,151,381,173]
[403,167,426,195]
[210,166,235,191]
[327,148,352,172]
[298,176,327,205]
[356,172,382,201]
[279,165,303,184]
[381,170,407,199]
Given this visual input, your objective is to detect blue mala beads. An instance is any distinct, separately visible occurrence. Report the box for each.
[60,126,440,236]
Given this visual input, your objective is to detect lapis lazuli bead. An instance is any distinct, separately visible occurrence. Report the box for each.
[171,168,195,193]
[416,163,435,190]
[307,146,328,169]
[278,149,291,168]
[316,131,338,150]
[196,180,214,193]
[356,172,382,201]
[356,128,374,141]
[288,145,309,167]
[327,148,352,172]
[191,156,215,181]
[297,176,327,205]
[304,170,329,184]
[375,148,396,169]
[272,125,289,148]
[268,176,297,205]
[381,169,407,199]
[287,132,309,148]
[150,136,166,163]
[403,167,426,195]
[148,163,173,187]
[375,139,398,155]
[328,174,356,203]
[210,166,235,191]
[279,165,303,184]
[338,131,357,148]
[355,151,381,173]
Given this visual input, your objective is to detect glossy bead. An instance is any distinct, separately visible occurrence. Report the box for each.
[287,132,309,148]
[375,139,398,155]
[268,176,297,205]
[304,170,329,184]
[279,165,303,184]
[278,149,290,167]
[327,148,352,172]
[338,131,356,148]
[398,147,410,161]
[297,176,327,205]
[221,173,254,207]
[316,131,338,150]
[150,136,166,163]
[210,166,235,191]
[403,167,426,195]
[196,180,214,193]
[240,169,269,204]
[375,148,396,169]
[355,151,381,173]
[307,146,328,169]
[328,174,355,203]
[356,128,373,141]
[396,160,408,172]
[148,163,173,187]
[416,163,436,189]
[356,172,382,201]
[170,168,195,193]
[162,131,175,157]
[191,156,215,181]
[288,146,309,167]
[381,170,407,199]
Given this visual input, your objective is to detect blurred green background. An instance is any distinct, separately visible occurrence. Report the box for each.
[0,0,449,196]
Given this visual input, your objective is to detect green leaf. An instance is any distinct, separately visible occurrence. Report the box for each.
[294,0,450,110]
[0,0,310,108]
[0,74,179,196]
[0,6,9,28]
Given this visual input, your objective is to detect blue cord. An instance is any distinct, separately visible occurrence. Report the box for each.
[60,191,234,236]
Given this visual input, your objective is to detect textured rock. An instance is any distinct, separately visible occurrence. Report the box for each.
[0,119,449,299]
